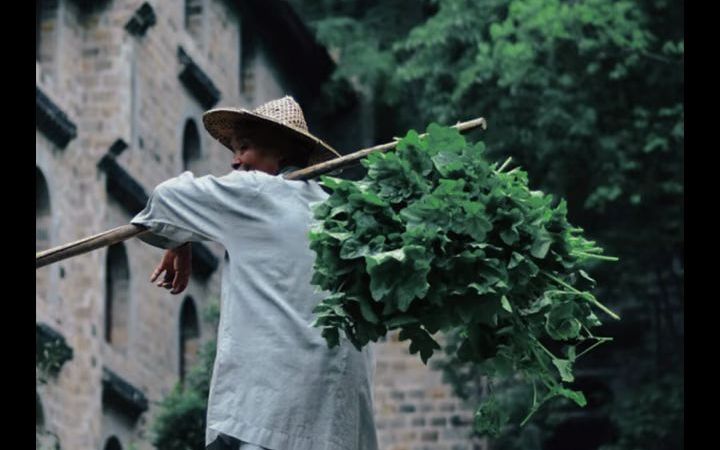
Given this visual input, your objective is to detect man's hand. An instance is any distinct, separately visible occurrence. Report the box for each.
[150,243,192,295]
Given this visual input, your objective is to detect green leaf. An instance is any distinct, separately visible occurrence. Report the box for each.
[508,252,524,269]
[321,327,340,348]
[546,302,582,340]
[319,175,354,192]
[469,282,496,296]
[531,234,552,259]
[578,269,597,287]
[554,387,587,407]
[425,123,466,155]
[501,295,513,313]
[325,230,353,242]
[357,297,380,324]
[398,325,441,364]
[432,151,465,177]
[365,245,431,311]
[457,201,493,241]
[519,294,552,315]
[500,228,519,246]
[349,189,388,207]
[340,235,385,259]
[552,358,575,382]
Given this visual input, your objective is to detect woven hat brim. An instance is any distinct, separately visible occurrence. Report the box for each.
[202,108,342,167]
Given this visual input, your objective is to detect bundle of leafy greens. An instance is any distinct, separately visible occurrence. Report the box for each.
[309,123,619,432]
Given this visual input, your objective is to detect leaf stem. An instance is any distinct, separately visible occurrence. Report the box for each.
[496,156,513,173]
[576,337,613,359]
[581,324,596,339]
[536,340,557,360]
[529,346,556,391]
[543,272,621,320]
[532,380,537,406]
[572,251,620,261]
[520,391,553,426]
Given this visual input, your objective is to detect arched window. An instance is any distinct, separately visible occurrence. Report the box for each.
[105,244,130,349]
[182,119,202,173]
[185,0,204,42]
[179,297,200,382]
[36,0,59,65]
[104,436,122,450]
[36,392,44,429]
[239,18,256,101]
[36,167,51,252]
[36,168,52,302]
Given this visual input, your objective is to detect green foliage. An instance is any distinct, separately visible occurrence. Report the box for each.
[310,124,617,432]
[36,324,71,449]
[152,340,216,450]
[36,325,73,385]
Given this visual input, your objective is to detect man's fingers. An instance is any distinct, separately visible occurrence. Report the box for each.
[171,271,189,295]
[171,283,185,295]
[179,277,189,293]
[158,270,174,288]
[171,272,190,295]
[170,281,182,295]
[170,270,181,294]
[150,267,164,282]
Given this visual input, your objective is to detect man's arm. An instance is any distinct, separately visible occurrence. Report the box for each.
[131,172,233,249]
[132,171,262,291]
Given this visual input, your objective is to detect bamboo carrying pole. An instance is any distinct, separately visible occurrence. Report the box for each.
[36,117,487,269]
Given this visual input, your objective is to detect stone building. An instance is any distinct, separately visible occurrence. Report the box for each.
[35,1,483,449]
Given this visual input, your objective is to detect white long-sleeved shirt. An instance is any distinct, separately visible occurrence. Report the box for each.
[131,167,378,450]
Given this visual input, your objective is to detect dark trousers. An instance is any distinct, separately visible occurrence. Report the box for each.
[206,434,268,450]
[207,434,239,450]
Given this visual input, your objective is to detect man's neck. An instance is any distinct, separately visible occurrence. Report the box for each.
[279,165,301,176]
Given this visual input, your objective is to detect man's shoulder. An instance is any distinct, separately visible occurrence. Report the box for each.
[191,170,266,189]
[188,170,327,201]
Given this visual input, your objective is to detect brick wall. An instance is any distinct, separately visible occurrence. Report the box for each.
[374,332,487,450]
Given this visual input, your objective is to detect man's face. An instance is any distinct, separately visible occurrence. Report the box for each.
[229,129,287,175]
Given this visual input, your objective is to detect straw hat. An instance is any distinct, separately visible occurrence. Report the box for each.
[202,96,342,167]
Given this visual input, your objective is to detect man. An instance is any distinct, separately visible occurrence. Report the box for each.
[131,96,379,450]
